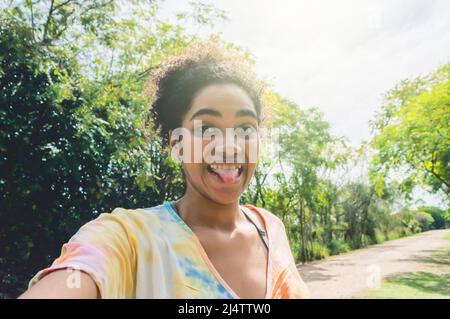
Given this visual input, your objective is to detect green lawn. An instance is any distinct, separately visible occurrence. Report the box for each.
[368,271,450,299]
[359,247,450,299]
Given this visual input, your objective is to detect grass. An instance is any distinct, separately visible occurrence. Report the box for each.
[366,272,450,299]
[358,246,450,299]
[445,231,450,241]
[422,249,450,266]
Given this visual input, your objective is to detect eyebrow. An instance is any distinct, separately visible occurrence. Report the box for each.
[190,108,221,120]
[236,109,258,120]
[190,107,258,121]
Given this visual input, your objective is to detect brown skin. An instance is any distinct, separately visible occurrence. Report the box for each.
[172,83,268,298]
[19,269,99,299]
[19,83,267,299]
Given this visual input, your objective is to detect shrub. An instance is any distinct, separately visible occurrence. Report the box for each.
[308,242,330,260]
[374,228,386,244]
[387,229,402,241]
[414,212,435,231]
[420,207,448,229]
[328,239,351,255]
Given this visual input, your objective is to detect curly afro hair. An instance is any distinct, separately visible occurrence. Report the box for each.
[144,38,266,146]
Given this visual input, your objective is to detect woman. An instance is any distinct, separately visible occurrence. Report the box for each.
[20,40,310,299]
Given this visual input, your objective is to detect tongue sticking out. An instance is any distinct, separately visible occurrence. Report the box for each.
[213,168,239,184]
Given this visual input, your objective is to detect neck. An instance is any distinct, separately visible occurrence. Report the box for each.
[175,186,244,232]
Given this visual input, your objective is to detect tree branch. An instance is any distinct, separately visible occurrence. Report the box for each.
[42,0,55,43]
[53,0,75,11]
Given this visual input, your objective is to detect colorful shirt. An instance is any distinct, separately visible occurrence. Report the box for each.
[29,203,310,298]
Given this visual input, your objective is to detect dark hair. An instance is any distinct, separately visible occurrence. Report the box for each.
[144,38,265,146]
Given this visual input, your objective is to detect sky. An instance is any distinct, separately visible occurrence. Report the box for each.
[4,0,448,127]
[210,0,450,146]
[160,0,450,207]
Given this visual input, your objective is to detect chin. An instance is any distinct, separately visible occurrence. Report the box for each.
[208,191,243,205]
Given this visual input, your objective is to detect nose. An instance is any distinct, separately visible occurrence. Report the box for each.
[214,135,244,164]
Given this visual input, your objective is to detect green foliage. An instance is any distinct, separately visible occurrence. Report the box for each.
[1,0,448,300]
[243,89,444,264]
[419,206,449,229]
[395,210,422,234]
[341,183,374,249]
[374,228,386,244]
[413,211,435,231]
[0,0,219,298]
[370,63,450,197]
[308,242,330,261]
[328,239,351,255]
[267,97,340,263]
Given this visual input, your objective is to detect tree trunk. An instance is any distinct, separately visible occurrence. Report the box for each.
[299,199,307,264]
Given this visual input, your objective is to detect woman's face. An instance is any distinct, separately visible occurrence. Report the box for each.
[170,83,260,205]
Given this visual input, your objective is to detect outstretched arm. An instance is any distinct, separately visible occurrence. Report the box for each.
[19,269,100,299]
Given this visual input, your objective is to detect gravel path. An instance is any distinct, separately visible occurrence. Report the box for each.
[297,229,450,298]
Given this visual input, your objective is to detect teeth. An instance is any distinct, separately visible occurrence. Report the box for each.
[209,164,242,170]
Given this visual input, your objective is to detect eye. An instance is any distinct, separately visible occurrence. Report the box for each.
[195,125,221,138]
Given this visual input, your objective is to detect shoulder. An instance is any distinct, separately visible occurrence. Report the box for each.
[108,203,169,225]
[241,204,286,232]
[75,203,172,240]
[242,204,293,262]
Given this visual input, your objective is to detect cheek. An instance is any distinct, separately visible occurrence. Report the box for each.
[183,163,202,177]
[183,163,204,181]
[243,137,259,164]
[246,163,257,176]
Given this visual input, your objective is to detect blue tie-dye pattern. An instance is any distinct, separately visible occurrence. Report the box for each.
[144,203,235,298]
[145,204,177,223]
[180,257,234,298]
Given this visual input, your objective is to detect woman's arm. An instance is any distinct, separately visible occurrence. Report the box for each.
[19,269,100,299]
[22,209,137,298]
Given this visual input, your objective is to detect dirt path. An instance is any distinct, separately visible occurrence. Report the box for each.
[297,229,450,298]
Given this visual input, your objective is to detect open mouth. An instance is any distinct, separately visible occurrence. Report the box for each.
[206,163,244,184]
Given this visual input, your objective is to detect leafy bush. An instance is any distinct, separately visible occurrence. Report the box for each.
[308,242,330,260]
[328,239,351,255]
[387,229,402,241]
[414,212,435,231]
[361,234,373,247]
[0,16,184,298]
[374,228,386,244]
[420,207,449,229]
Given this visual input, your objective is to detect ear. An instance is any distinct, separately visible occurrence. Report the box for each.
[168,129,182,163]
[168,129,177,148]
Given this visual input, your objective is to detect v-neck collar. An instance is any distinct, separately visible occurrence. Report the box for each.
[164,202,272,299]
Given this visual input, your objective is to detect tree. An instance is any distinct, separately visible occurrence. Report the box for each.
[269,97,339,262]
[418,206,449,229]
[0,0,224,298]
[371,63,450,198]
[413,211,434,231]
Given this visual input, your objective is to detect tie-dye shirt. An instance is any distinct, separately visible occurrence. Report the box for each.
[28,203,309,299]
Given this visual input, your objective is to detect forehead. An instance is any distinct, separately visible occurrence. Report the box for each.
[186,83,255,118]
